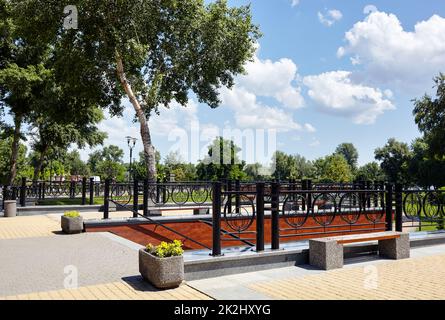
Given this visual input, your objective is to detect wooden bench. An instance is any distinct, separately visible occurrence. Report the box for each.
[309,231,410,270]
[147,206,210,216]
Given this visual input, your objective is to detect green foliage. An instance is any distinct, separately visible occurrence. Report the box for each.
[16,0,260,180]
[196,137,247,181]
[314,154,353,183]
[375,138,412,184]
[355,162,386,182]
[413,73,445,158]
[63,211,80,218]
[244,163,272,181]
[272,151,314,180]
[64,151,90,177]
[87,145,126,181]
[95,160,126,182]
[145,240,184,258]
[0,136,32,184]
[335,143,359,171]
[408,137,445,188]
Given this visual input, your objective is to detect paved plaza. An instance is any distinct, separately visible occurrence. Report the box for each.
[1,215,445,300]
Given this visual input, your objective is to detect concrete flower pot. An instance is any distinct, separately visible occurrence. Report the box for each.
[61,216,84,234]
[139,248,184,289]
[4,200,17,217]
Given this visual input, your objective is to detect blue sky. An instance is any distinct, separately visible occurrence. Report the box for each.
[5,1,445,166]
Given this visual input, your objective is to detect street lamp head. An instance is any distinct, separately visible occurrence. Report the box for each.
[126,136,137,147]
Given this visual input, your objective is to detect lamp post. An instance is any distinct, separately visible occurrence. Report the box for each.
[126,136,137,182]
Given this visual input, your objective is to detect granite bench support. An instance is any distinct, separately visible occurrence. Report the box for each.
[147,207,210,217]
[309,232,410,270]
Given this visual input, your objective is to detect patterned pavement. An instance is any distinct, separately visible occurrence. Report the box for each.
[2,214,445,300]
[0,215,211,300]
[248,254,445,300]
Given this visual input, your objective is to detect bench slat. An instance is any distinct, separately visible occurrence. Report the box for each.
[337,234,399,244]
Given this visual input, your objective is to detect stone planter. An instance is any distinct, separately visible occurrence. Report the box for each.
[139,248,184,289]
[61,216,84,234]
[4,200,17,217]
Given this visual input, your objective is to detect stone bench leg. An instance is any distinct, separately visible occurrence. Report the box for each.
[193,208,209,215]
[378,233,410,259]
[309,240,344,270]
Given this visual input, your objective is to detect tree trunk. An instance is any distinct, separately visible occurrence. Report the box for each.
[7,115,22,185]
[116,54,157,181]
[32,145,48,183]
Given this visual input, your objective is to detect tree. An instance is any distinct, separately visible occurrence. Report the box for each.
[272,151,314,180]
[354,162,386,182]
[64,151,90,177]
[244,163,272,181]
[163,151,197,181]
[29,109,106,181]
[313,154,353,182]
[87,145,126,181]
[374,138,412,184]
[1,1,107,184]
[196,137,247,181]
[335,143,359,171]
[21,0,260,181]
[413,73,445,158]
[408,138,445,188]
[0,136,32,184]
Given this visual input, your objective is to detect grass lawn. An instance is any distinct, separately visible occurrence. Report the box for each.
[36,198,103,206]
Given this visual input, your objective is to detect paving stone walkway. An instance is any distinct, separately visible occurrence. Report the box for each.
[188,244,445,300]
[0,279,211,300]
[0,215,211,300]
[0,215,59,239]
[2,214,445,300]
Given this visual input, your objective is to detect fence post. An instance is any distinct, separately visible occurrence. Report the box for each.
[156,178,160,203]
[81,177,87,205]
[256,182,265,252]
[235,179,240,214]
[395,183,403,232]
[69,181,75,199]
[212,182,222,256]
[38,182,42,200]
[302,179,307,211]
[103,178,110,219]
[366,180,372,208]
[306,179,312,213]
[385,183,393,231]
[227,179,232,214]
[89,177,94,205]
[143,179,149,217]
[271,182,280,250]
[20,177,26,207]
[133,179,139,218]
[2,186,7,210]
[42,181,45,200]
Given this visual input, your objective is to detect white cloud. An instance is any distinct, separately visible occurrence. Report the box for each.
[338,10,445,92]
[291,0,299,7]
[363,5,378,15]
[237,55,304,109]
[318,9,343,27]
[220,86,308,132]
[303,71,395,124]
[216,49,312,133]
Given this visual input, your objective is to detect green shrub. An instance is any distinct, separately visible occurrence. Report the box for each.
[64,211,81,218]
[145,240,184,258]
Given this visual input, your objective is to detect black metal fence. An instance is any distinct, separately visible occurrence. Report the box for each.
[2,178,444,255]
[209,181,398,255]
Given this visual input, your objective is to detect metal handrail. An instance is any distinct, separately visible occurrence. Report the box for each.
[109,199,211,250]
